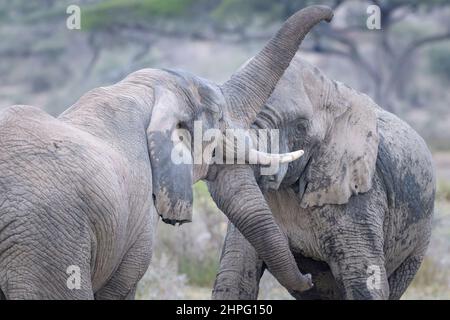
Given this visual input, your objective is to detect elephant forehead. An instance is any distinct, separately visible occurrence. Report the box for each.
[264,65,314,122]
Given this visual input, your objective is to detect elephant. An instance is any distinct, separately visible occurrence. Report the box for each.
[208,53,436,299]
[0,6,333,299]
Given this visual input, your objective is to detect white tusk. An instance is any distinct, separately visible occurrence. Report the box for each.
[248,149,304,165]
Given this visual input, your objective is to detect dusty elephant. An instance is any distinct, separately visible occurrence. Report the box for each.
[208,53,436,300]
[0,6,333,299]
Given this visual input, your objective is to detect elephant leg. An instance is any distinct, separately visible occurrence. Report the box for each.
[327,254,389,300]
[321,219,388,299]
[290,253,342,300]
[0,288,5,300]
[324,235,389,300]
[388,255,423,300]
[212,222,265,300]
[94,230,153,300]
[314,191,389,299]
[2,253,94,300]
[0,228,94,299]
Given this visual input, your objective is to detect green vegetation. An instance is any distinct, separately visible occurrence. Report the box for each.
[404,256,450,299]
[437,179,450,202]
[178,254,219,287]
[82,0,201,31]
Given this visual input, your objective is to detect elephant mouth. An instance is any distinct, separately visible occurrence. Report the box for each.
[160,217,191,226]
[152,192,193,225]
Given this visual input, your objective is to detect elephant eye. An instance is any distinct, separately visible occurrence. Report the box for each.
[295,119,308,133]
[176,121,190,131]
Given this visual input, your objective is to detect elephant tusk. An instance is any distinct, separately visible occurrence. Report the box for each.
[248,148,304,165]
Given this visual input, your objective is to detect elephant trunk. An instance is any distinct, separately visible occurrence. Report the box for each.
[207,165,313,292]
[222,5,333,127]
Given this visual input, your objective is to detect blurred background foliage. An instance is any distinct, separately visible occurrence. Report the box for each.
[0,0,449,299]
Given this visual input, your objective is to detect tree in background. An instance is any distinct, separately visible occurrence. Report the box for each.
[73,0,450,112]
[1,0,449,114]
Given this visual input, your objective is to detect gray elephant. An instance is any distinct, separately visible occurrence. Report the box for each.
[0,6,333,299]
[208,53,436,299]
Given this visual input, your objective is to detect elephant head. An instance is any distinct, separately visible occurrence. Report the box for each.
[254,56,380,207]
[148,5,334,224]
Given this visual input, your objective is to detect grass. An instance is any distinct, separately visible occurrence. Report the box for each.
[403,256,450,299]
[178,254,219,288]
[437,180,450,202]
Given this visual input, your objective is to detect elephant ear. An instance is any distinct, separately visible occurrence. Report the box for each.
[300,81,379,208]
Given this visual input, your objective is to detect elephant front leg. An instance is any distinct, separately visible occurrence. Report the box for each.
[323,230,389,299]
[212,222,265,300]
[328,255,389,299]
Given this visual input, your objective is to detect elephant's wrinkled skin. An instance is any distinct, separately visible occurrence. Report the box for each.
[210,55,436,300]
[0,6,333,299]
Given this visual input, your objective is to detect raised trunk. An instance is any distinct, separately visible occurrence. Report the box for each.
[207,165,312,293]
[222,5,333,127]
